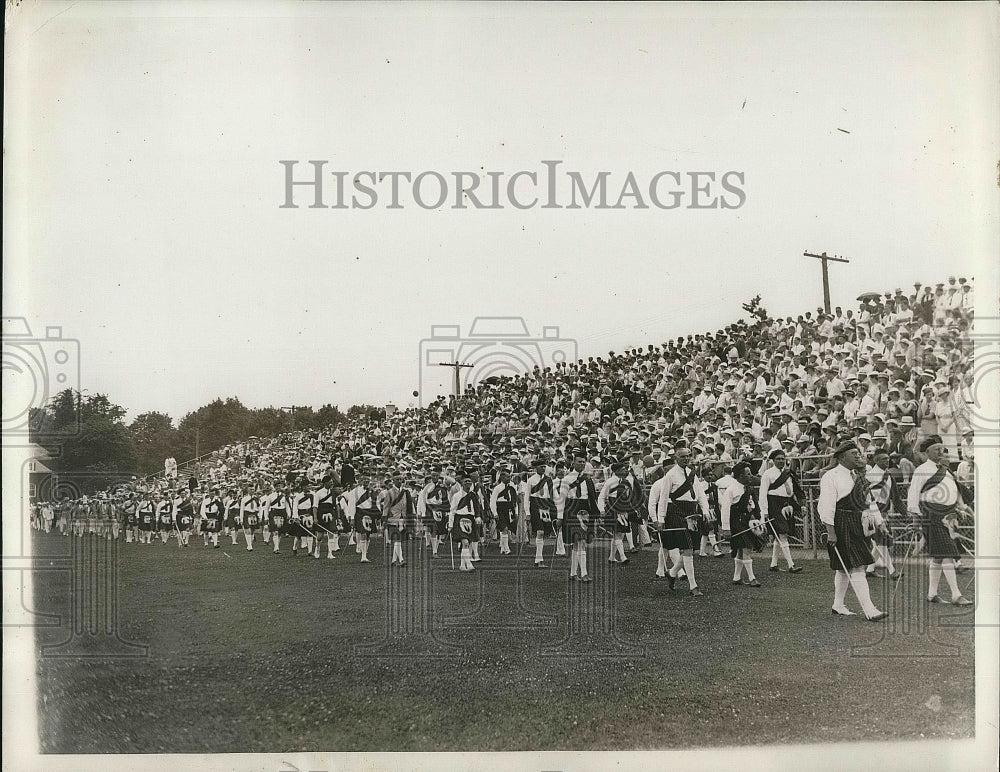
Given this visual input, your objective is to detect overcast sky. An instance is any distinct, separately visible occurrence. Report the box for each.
[5,2,998,423]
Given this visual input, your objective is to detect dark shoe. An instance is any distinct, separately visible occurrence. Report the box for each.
[788,565,803,574]
[581,575,593,583]
[927,595,943,603]
[732,579,743,585]
[570,575,581,582]
[831,607,856,616]
[889,571,903,580]
[953,596,973,606]
[866,611,889,622]
[955,565,971,574]
[667,573,676,591]
[768,566,781,573]
[689,588,704,597]
[747,579,762,587]
[535,562,546,568]
[619,558,630,566]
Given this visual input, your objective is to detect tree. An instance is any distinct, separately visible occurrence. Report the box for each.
[130,411,177,475]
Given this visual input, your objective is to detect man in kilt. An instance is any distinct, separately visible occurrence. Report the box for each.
[291,480,316,557]
[598,460,635,565]
[758,449,804,574]
[202,487,224,549]
[348,476,377,563]
[122,493,139,543]
[524,459,557,568]
[866,449,904,579]
[906,435,973,606]
[450,476,483,571]
[817,440,887,620]
[653,446,708,596]
[224,488,242,546]
[175,489,194,547]
[137,493,155,544]
[425,472,452,558]
[490,468,519,556]
[383,473,412,567]
[720,462,764,586]
[312,477,340,559]
[239,485,261,550]
[263,483,290,553]
[561,456,597,581]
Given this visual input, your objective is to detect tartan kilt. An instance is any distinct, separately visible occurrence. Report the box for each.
[204,516,222,534]
[242,511,260,530]
[660,501,696,550]
[563,499,594,543]
[387,517,408,541]
[767,494,796,536]
[529,499,555,534]
[495,503,516,532]
[729,508,764,554]
[353,510,377,535]
[225,510,241,529]
[430,509,450,537]
[267,513,287,534]
[924,519,960,559]
[452,514,476,543]
[827,507,873,571]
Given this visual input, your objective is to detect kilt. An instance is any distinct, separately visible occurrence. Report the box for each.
[338,513,351,533]
[242,511,260,530]
[139,514,154,532]
[660,501,696,550]
[204,516,221,534]
[267,512,287,534]
[766,494,796,536]
[827,506,873,571]
[452,514,476,543]
[126,512,138,527]
[924,518,960,559]
[176,516,192,532]
[729,508,764,555]
[386,517,408,541]
[612,509,632,535]
[529,498,555,534]
[563,499,594,543]
[158,516,173,532]
[354,510,377,535]
[495,503,516,532]
[225,510,241,529]
[315,513,336,536]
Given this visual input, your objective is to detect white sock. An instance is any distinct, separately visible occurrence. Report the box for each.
[668,549,682,576]
[625,531,635,549]
[579,547,588,577]
[616,538,627,561]
[770,542,779,567]
[570,547,579,577]
[942,560,961,599]
[555,531,566,555]
[349,531,356,545]
[461,546,471,569]
[274,534,281,551]
[393,542,403,563]
[928,561,942,596]
[733,559,744,581]
[833,570,849,609]
[471,541,479,560]
[849,569,879,617]
[880,545,895,574]
[656,548,666,576]
[639,524,651,546]
[780,540,794,568]
[744,559,756,581]
[500,533,509,553]
[360,540,368,560]
[327,536,334,557]
[535,536,544,563]
[245,533,253,548]
[333,534,341,552]
[682,554,696,588]
[212,534,219,547]
[708,533,718,548]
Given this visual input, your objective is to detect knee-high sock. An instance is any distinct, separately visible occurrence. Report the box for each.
[460,546,471,570]
[360,538,368,560]
[656,548,667,576]
[616,537,627,561]
[668,549,682,576]
[941,559,961,599]
[638,524,651,546]
[708,532,718,548]
[848,569,879,616]
[333,534,341,552]
[327,536,335,556]
[499,533,509,553]
[245,532,253,548]
[770,541,780,567]
[682,554,696,588]
[392,541,403,563]
[471,541,479,560]
[625,531,635,549]
[928,561,943,596]
[879,545,895,573]
[733,558,744,581]
[743,559,756,581]
[432,535,440,555]
[579,545,588,577]
[780,539,795,567]
[555,531,566,555]
[273,534,281,551]
[535,536,544,563]
[212,533,219,547]
[570,545,579,577]
[833,570,850,609]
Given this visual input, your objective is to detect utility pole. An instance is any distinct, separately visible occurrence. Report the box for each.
[803,250,850,314]
[436,361,473,398]
[194,427,200,459]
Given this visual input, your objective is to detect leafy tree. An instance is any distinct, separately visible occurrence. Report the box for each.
[130,411,177,475]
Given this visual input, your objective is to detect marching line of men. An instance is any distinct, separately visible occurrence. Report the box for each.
[34,440,974,616]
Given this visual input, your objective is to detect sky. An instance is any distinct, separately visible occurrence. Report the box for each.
[5,1,998,424]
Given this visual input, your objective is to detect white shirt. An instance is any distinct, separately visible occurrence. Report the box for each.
[906,459,958,515]
[758,464,795,514]
[720,479,747,531]
[817,464,858,526]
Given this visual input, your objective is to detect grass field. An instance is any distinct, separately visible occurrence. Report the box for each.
[32,529,975,753]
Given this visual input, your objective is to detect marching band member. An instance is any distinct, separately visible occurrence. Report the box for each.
[137,493,155,544]
[383,473,412,567]
[312,477,339,559]
[720,462,764,586]
[524,460,557,568]
[907,435,973,606]
[449,476,482,571]
[240,485,260,550]
[866,449,903,579]
[425,472,452,557]
[202,487,224,549]
[348,477,376,563]
[155,493,174,544]
[223,488,242,546]
[598,460,633,565]
[175,489,194,547]
[491,468,519,556]
[292,481,315,557]
[263,483,290,553]
[817,441,886,620]
[758,449,803,574]
[562,456,596,581]
[654,446,709,596]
